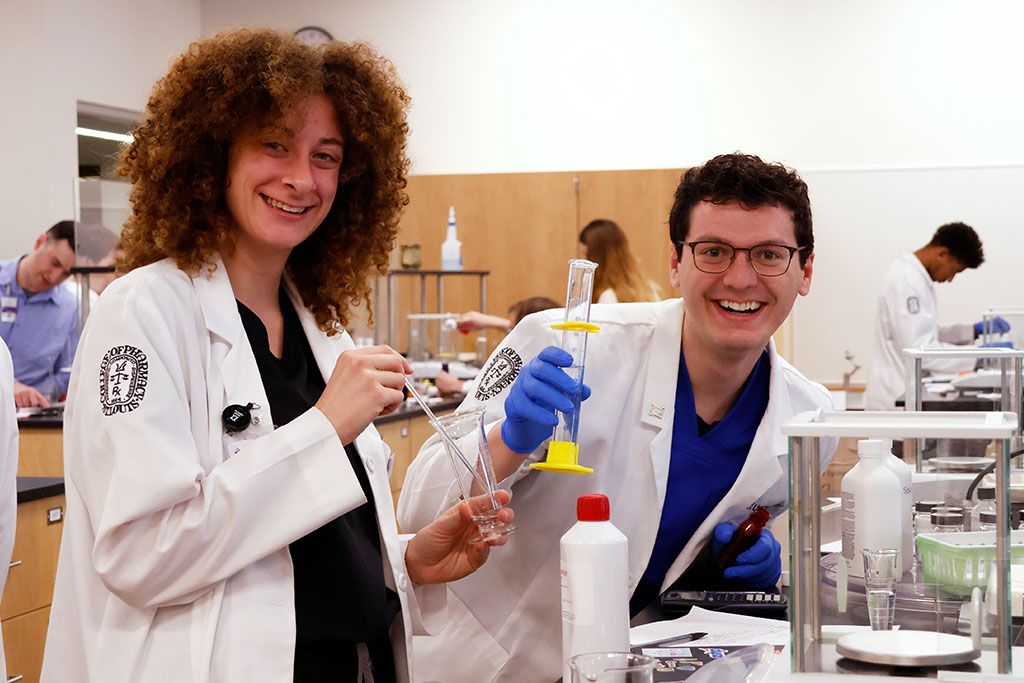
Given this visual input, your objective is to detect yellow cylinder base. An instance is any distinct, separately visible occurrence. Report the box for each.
[529,440,593,474]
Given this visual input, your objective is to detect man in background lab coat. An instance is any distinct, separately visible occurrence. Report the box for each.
[398,153,837,682]
[865,222,1009,410]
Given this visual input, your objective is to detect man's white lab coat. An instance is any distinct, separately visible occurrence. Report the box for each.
[866,253,975,410]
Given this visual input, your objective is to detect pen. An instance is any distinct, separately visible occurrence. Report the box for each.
[633,630,708,649]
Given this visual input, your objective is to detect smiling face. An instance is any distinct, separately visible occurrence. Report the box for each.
[671,200,813,361]
[224,94,344,264]
[17,235,75,292]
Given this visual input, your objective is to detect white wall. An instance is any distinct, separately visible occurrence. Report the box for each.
[0,0,201,256]
[4,0,1021,384]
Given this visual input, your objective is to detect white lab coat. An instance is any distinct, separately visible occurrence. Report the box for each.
[42,257,443,683]
[865,253,976,410]
[398,299,836,683]
[0,340,18,683]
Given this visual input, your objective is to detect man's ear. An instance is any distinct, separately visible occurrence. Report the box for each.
[33,233,47,251]
[669,244,681,290]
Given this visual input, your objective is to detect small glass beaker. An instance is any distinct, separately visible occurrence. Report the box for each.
[569,652,657,683]
[400,243,422,269]
[432,406,517,544]
[862,548,899,631]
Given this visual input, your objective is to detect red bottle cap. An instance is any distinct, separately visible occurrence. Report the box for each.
[577,494,610,521]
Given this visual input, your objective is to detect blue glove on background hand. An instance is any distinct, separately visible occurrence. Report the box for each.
[711,522,782,588]
[500,346,592,454]
[982,341,1014,349]
[975,316,1011,335]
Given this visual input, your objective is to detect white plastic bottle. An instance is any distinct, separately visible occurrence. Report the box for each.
[879,439,914,574]
[560,494,629,683]
[841,439,903,578]
[441,206,463,271]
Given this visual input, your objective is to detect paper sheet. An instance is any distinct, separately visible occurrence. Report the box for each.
[629,606,790,648]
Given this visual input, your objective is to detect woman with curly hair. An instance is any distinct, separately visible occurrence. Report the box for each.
[579,218,662,303]
[42,27,511,683]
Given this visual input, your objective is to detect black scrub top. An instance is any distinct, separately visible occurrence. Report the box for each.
[238,292,401,683]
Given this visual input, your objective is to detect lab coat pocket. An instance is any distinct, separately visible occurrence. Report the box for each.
[411,590,510,683]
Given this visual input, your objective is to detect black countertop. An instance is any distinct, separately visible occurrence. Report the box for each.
[16,476,65,503]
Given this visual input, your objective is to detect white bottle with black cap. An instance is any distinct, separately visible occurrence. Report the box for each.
[560,494,629,683]
[841,439,903,578]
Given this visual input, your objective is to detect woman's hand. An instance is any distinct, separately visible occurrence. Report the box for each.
[405,489,514,585]
[315,345,411,443]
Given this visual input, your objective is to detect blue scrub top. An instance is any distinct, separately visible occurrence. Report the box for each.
[0,256,80,398]
[631,346,771,614]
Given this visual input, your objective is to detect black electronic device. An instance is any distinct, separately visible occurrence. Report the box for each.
[661,589,787,616]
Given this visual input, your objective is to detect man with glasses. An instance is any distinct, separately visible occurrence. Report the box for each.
[398,153,836,683]
[865,222,1009,410]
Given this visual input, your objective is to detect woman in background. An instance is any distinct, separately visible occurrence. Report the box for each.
[42,27,510,683]
[578,218,661,303]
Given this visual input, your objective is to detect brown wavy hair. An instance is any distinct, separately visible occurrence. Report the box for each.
[578,219,660,303]
[669,152,812,268]
[117,27,410,333]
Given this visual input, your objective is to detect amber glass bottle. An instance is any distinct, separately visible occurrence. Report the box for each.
[715,506,771,570]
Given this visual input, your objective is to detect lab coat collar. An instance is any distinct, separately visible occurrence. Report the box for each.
[640,298,684,430]
[192,257,271,436]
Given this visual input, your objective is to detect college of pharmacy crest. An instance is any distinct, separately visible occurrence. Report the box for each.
[99,345,149,415]
[475,347,522,400]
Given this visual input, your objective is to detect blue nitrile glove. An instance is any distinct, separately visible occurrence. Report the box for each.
[975,316,1011,336]
[982,341,1014,349]
[712,522,782,588]
[500,346,592,454]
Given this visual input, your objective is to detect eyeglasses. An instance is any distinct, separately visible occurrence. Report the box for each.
[680,241,806,277]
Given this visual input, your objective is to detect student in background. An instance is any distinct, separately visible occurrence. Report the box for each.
[435,296,559,395]
[0,220,80,407]
[0,338,17,682]
[865,222,1010,410]
[578,218,662,303]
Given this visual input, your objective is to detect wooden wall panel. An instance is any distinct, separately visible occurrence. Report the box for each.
[392,172,578,354]
[575,168,685,300]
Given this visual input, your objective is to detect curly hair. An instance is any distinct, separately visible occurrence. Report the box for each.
[669,153,813,267]
[929,222,984,269]
[117,27,410,333]
[578,219,659,303]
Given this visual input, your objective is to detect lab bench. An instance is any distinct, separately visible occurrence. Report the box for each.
[2,477,65,683]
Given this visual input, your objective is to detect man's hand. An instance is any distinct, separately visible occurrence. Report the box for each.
[711,523,782,588]
[405,489,514,585]
[975,316,1011,336]
[13,380,49,408]
[501,346,591,454]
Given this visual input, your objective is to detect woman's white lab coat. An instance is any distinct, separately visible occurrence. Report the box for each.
[866,253,976,410]
[41,258,442,683]
[398,299,835,683]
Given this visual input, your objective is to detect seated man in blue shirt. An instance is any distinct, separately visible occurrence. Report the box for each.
[398,153,839,683]
[1,221,80,408]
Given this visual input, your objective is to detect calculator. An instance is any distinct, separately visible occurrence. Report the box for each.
[661,589,787,615]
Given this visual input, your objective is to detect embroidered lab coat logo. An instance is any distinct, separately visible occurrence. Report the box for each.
[906,296,921,314]
[99,345,149,415]
[475,347,523,401]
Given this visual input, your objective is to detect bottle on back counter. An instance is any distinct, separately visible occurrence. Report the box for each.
[441,206,463,271]
[715,506,770,571]
[560,494,629,683]
[841,439,902,579]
